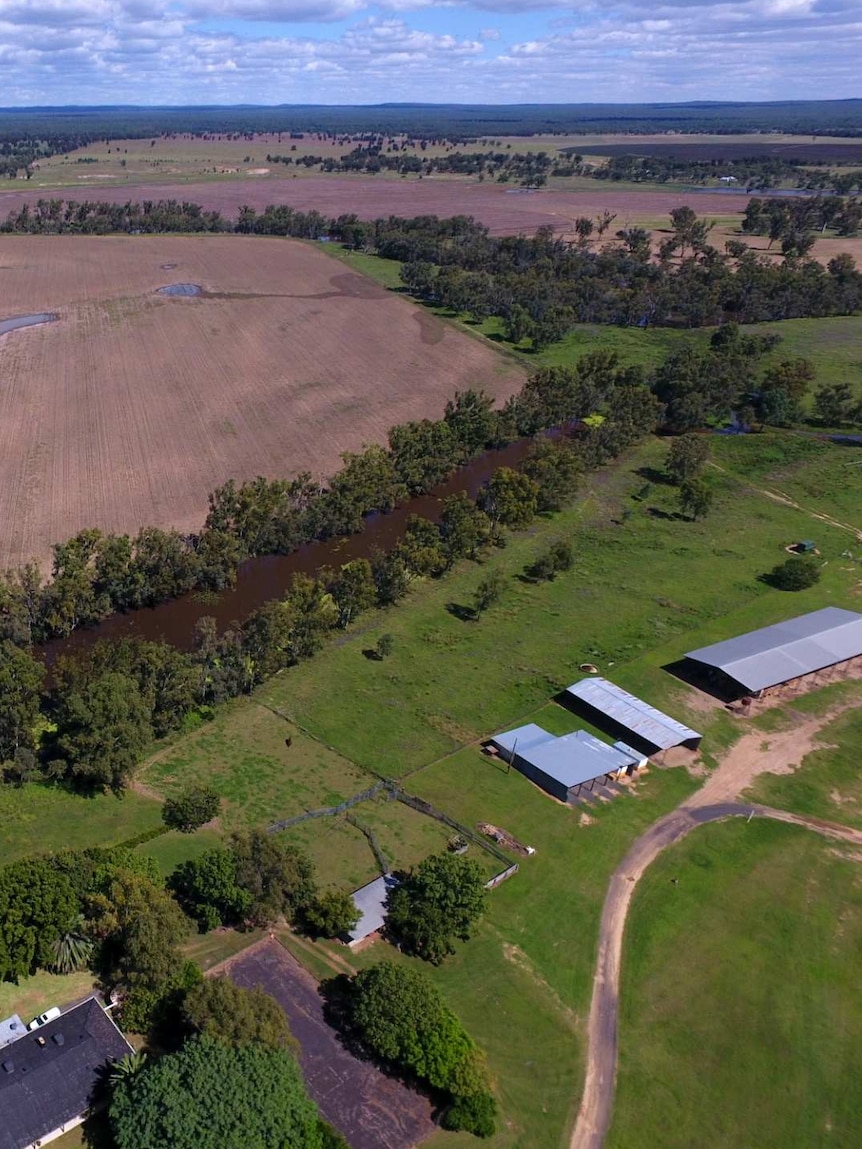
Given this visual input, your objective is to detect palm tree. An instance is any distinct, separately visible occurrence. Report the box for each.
[109,1051,148,1087]
[51,916,94,974]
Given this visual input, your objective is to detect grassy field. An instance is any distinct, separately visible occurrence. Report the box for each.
[1,781,161,864]
[747,705,862,830]
[608,818,862,1149]
[327,246,862,398]
[0,968,96,1027]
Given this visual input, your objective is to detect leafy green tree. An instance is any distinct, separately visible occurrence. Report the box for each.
[54,671,152,791]
[388,419,459,494]
[231,830,317,927]
[375,633,395,660]
[813,382,858,426]
[765,556,822,591]
[240,599,295,681]
[347,962,476,1089]
[0,639,44,760]
[283,574,337,661]
[758,386,800,428]
[760,357,816,403]
[370,549,410,607]
[183,978,297,1052]
[443,390,497,459]
[170,847,252,930]
[303,890,360,939]
[442,1088,497,1137]
[678,478,715,521]
[330,559,376,627]
[477,467,539,529]
[387,852,487,964]
[398,516,447,577]
[521,438,581,512]
[526,539,574,582]
[109,1036,323,1149]
[162,786,220,833]
[0,858,79,981]
[472,571,506,619]
[665,433,710,484]
[439,494,492,565]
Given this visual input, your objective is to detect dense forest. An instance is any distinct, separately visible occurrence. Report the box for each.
[0,100,861,145]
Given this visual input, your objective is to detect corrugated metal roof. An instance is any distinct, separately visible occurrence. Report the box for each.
[685,607,862,693]
[565,677,701,750]
[489,724,557,756]
[347,874,399,944]
[491,725,637,789]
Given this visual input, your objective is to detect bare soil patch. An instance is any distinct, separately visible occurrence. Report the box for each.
[0,234,523,569]
[223,937,435,1149]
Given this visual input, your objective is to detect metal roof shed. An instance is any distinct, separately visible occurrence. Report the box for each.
[564,677,701,753]
[491,724,638,802]
[346,874,399,947]
[685,607,862,694]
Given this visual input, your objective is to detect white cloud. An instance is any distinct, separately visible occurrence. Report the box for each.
[0,0,858,103]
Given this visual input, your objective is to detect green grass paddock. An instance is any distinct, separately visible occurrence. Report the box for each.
[609,818,862,1149]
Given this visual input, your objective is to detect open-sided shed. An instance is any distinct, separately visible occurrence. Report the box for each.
[684,606,862,697]
[564,677,701,754]
[490,724,640,802]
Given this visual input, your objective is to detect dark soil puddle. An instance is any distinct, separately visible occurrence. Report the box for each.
[157,283,202,297]
[0,312,58,337]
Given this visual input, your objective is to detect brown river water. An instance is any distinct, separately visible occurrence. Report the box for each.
[40,437,533,664]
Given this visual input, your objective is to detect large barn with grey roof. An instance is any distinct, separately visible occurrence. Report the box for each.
[683,607,862,699]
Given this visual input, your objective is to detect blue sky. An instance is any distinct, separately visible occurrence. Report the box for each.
[0,0,859,106]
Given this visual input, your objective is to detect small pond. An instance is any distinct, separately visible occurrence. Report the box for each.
[157,283,203,297]
[0,312,58,337]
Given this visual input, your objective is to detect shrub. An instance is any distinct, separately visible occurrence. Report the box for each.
[764,556,821,591]
[162,785,221,832]
[442,1091,497,1138]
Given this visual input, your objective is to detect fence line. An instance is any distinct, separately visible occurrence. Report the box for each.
[267,780,388,832]
[344,813,389,877]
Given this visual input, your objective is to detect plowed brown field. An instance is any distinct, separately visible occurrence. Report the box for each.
[0,235,524,570]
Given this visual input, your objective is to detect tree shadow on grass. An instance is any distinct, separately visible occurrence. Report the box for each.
[445,602,477,622]
[361,648,384,661]
[647,506,682,521]
[634,465,673,486]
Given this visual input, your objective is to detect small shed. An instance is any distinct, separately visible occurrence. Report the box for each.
[489,724,639,802]
[346,874,399,948]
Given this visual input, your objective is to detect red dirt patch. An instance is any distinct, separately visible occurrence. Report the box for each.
[223,938,435,1149]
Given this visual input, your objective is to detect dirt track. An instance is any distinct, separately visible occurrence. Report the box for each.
[571,706,862,1149]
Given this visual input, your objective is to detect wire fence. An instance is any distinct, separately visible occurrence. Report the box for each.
[267,780,389,832]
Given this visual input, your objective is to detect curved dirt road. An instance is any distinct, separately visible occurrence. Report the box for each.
[571,707,862,1149]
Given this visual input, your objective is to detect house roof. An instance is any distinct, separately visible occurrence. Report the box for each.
[565,677,701,751]
[491,725,638,790]
[685,607,862,693]
[347,874,399,944]
[0,1015,25,1051]
[0,997,132,1149]
[488,723,556,757]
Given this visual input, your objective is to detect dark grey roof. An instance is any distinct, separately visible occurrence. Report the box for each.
[0,997,132,1149]
[685,607,862,693]
[565,677,701,750]
[491,724,638,789]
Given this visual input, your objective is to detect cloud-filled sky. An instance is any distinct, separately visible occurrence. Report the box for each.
[0,0,858,106]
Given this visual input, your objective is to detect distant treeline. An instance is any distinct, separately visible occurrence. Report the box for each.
[584,153,862,194]
[266,146,555,186]
[1,100,861,143]
[4,200,861,336]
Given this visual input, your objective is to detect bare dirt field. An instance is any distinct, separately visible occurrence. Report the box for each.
[0,234,523,570]
[0,178,746,237]
[223,937,436,1149]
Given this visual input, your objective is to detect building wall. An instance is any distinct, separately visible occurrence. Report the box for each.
[512,755,569,803]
